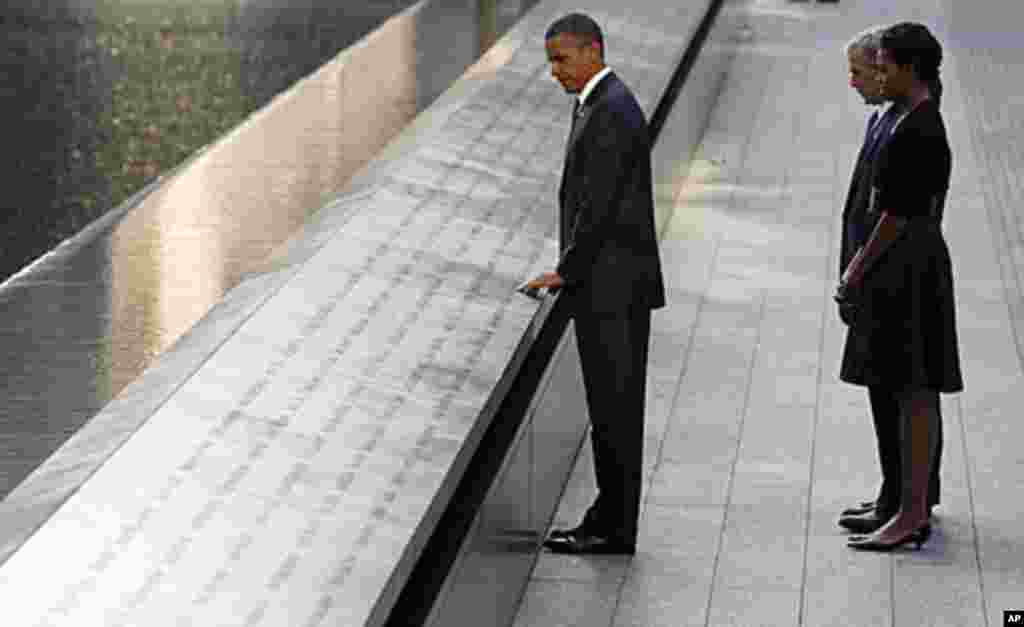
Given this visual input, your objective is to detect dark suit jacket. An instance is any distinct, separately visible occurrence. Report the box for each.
[840,110,889,277]
[556,72,666,315]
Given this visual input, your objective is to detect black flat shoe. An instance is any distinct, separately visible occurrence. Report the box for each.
[838,509,892,534]
[840,500,876,517]
[543,532,635,555]
[847,525,930,552]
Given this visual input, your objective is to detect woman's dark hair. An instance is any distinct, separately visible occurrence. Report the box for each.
[881,22,943,105]
[545,13,604,57]
[927,76,944,108]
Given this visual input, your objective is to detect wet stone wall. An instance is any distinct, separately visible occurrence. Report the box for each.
[1,0,533,282]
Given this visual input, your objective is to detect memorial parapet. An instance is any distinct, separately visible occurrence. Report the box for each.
[0,0,720,624]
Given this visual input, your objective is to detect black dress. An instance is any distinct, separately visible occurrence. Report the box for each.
[839,100,964,393]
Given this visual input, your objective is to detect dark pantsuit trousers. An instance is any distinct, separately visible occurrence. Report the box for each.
[574,308,651,545]
[870,385,943,515]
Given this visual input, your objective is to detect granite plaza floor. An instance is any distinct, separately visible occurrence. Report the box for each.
[512,0,1024,625]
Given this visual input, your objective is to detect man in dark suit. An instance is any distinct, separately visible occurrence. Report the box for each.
[524,13,665,556]
[836,27,942,534]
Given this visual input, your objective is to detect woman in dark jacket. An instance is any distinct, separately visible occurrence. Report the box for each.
[837,22,963,551]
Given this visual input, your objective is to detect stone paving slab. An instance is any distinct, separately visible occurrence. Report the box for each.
[513,0,1024,625]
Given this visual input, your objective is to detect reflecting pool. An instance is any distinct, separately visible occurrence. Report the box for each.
[0,0,537,498]
[2,0,427,279]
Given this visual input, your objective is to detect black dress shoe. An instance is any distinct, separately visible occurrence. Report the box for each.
[547,523,591,541]
[838,509,892,534]
[543,532,635,555]
[840,500,876,517]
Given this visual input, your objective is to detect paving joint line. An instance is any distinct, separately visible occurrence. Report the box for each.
[795,30,831,627]
[953,390,991,627]
[703,291,767,627]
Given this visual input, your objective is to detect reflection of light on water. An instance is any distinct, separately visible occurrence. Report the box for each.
[103,0,458,387]
[465,40,517,80]
[147,154,226,347]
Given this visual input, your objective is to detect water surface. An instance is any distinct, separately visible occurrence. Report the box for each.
[0,0,537,498]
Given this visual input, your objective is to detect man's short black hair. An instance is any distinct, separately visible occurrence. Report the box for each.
[545,13,604,56]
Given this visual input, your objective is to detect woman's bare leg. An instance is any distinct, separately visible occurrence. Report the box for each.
[873,387,938,541]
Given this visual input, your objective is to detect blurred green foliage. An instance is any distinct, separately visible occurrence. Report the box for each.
[92,0,252,208]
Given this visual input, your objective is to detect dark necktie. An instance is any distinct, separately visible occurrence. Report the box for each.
[850,109,895,248]
[566,99,584,162]
[569,99,582,141]
[866,109,880,136]
[862,108,893,163]
[856,110,881,164]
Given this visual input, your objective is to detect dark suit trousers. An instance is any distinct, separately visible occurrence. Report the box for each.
[574,308,651,545]
[869,386,942,514]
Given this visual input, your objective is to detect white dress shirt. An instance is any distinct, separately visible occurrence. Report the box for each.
[578,66,612,107]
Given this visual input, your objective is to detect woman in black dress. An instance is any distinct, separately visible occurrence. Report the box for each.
[837,22,963,551]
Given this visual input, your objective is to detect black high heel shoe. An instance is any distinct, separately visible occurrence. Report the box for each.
[848,522,932,543]
[847,524,931,552]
